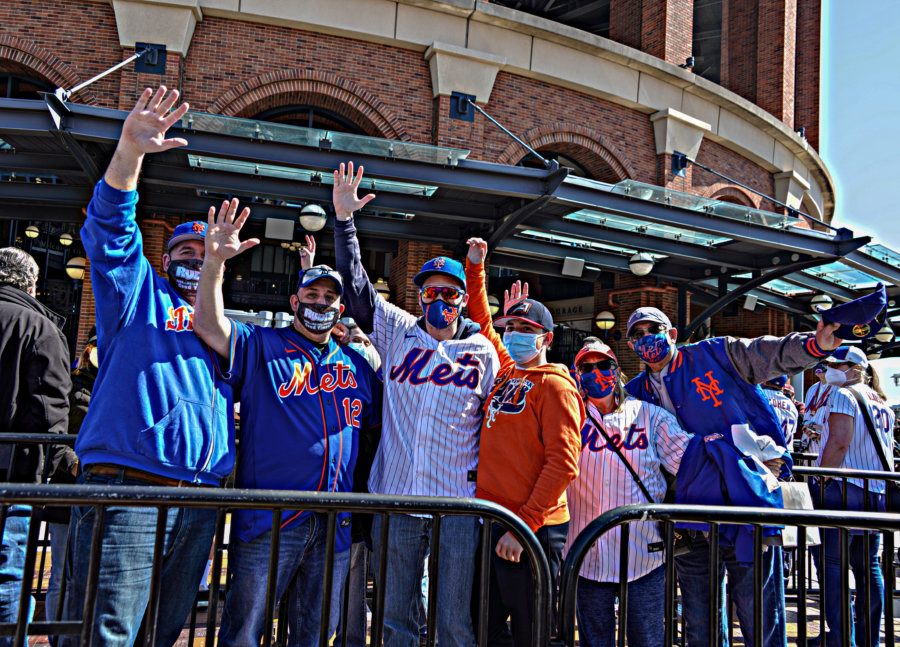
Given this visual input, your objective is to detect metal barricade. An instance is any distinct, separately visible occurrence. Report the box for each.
[0,483,551,647]
[559,503,900,647]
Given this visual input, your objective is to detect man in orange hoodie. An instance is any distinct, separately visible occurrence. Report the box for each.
[465,238,584,647]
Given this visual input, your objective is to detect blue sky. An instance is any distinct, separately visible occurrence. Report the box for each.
[821,0,900,250]
[821,0,900,404]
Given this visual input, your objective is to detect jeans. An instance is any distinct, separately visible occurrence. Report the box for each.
[61,473,216,647]
[576,566,665,647]
[487,521,567,647]
[675,540,786,647]
[332,541,370,647]
[220,513,350,647]
[0,506,31,647]
[811,480,884,646]
[45,521,69,626]
[371,514,479,647]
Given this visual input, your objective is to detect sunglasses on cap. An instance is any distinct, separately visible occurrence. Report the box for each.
[577,359,617,374]
[297,265,342,289]
[628,322,668,342]
[420,285,464,302]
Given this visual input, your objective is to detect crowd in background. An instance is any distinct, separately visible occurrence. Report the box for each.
[0,85,897,647]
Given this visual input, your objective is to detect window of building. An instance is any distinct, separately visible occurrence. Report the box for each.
[0,73,54,99]
[253,105,366,135]
[692,0,723,84]
[490,1,610,38]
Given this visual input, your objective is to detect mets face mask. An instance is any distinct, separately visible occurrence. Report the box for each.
[423,300,460,330]
[296,302,341,334]
[166,259,203,301]
[579,367,618,399]
[632,332,671,364]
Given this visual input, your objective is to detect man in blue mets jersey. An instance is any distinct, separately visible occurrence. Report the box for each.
[625,306,842,647]
[193,200,382,647]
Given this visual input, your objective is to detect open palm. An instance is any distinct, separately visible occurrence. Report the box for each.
[205,198,259,261]
[333,161,376,219]
[120,86,190,156]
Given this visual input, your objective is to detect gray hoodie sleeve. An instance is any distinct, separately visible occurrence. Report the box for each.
[334,217,378,331]
[723,332,828,385]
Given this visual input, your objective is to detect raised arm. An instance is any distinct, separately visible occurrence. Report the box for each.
[723,319,842,384]
[465,238,513,369]
[194,199,259,357]
[333,162,378,328]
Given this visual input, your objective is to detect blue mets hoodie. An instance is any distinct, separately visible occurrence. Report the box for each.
[73,180,235,485]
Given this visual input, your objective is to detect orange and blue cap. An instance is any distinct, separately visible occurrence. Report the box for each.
[167,221,207,252]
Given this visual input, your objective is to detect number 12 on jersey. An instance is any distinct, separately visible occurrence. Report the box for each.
[342,398,362,427]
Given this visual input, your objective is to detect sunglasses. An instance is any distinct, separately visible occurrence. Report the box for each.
[297,265,342,290]
[420,285,464,302]
[628,322,667,342]
[577,359,617,374]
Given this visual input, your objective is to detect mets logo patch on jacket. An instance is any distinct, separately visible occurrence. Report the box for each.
[484,377,534,427]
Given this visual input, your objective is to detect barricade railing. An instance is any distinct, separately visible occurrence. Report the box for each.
[0,483,551,647]
[559,503,900,647]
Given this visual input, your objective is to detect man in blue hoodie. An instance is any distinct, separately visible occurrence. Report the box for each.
[62,87,236,647]
[624,307,841,647]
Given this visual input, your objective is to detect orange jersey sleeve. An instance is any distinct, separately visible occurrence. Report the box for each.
[465,259,514,371]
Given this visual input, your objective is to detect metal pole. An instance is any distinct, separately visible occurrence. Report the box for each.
[62,50,150,100]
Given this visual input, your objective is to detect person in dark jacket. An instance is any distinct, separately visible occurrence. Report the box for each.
[0,246,71,644]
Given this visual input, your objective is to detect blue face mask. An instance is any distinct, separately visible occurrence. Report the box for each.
[423,300,460,329]
[579,368,618,399]
[632,332,671,364]
[503,331,542,366]
[348,342,367,357]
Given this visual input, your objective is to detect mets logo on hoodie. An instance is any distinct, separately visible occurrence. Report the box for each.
[484,377,534,428]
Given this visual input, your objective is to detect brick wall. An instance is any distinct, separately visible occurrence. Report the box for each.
[794,0,821,150]
[756,0,797,127]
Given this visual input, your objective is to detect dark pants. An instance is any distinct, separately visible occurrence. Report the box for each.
[486,521,567,647]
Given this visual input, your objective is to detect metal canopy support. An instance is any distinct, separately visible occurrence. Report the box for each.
[780,271,858,302]
[842,250,900,287]
[487,166,568,247]
[678,257,836,342]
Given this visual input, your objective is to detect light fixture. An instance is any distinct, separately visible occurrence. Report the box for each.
[374,278,390,300]
[299,204,327,232]
[66,256,87,280]
[810,294,833,311]
[678,56,695,69]
[25,225,39,239]
[874,323,894,344]
[866,351,882,361]
[629,252,654,276]
[488,295,500,316]
[595,310,616,331]
[59,233,73,246]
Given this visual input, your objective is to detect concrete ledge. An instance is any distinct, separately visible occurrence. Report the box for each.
[650,108,711,157]
[112,0,201,55]
[424,42,505,102]
[774,170,812,209]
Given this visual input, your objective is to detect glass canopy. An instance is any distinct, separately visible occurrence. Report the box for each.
[181,112,469,166]
[565,208,730,246]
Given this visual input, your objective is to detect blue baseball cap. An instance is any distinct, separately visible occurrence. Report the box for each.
[816,283,888,341]
[297,265,343,295]
[765,375,788,388]
[167,221,207,252]
[824,345,869,370]
[413,256,466,290]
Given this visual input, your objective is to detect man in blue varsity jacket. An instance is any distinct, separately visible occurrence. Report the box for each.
[193,200,382,647]
[625,307,841,647]
[62,87,237,647]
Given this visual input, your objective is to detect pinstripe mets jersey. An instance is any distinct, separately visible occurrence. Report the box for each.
[819,383,895,493]
[367,297,500,498]
[802,382,835,455]
[762,388,799,444]
[565,397,691,582]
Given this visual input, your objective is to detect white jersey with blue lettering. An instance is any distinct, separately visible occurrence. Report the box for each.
[565,397,691,583]
[368,297,499,498]
[762,388,799,446]
[802,381,834,456]
[819,383,896,493]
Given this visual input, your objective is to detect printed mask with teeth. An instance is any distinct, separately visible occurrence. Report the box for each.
[296,302,341,333]
[166,259,203,301]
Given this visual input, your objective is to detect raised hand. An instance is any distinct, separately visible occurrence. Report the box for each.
[504,280,529,314]
[205,198,259,261]
[466,237,488,265]
[814,318,843,351]
[119,86,189,158]
[300,234,316,270]
[333,161,376,221]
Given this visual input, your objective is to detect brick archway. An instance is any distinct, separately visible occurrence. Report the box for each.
[704,182,760,208]
[0,35,97,104]
[208,71,409,140]
[496,123,636,182]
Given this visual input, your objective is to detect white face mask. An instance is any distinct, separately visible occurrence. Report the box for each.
[89,346,99,368]
[824,367,847,386]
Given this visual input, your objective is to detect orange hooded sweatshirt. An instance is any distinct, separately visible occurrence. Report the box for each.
[466,260,585,532]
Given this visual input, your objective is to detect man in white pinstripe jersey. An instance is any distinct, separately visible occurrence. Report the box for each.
[332,162,500,647]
